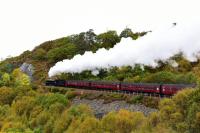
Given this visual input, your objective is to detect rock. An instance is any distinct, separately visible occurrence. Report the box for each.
[20,63,34,81]
[72,98,157,118]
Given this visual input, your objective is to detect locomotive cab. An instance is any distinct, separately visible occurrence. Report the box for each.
[45,80,56,86]
[55,80,66,87]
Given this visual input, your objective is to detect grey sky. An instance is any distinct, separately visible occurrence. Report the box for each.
[0,0,199,59]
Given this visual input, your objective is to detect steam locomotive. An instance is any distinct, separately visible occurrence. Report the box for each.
[45,80,196,96]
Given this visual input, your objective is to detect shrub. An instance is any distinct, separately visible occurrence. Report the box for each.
[53,104,93,133]
[65,90,78,100]
[68,117,102,133]
[36,93,69,109]
[12,68,30,87]
[0,87,16,105]
[142,71,176,83]
[1,73,11,86]
[0,105,10,120]
[128,95,144,104]
[142,97,159,108]
[102,109,146,133]
[33,48,47,60]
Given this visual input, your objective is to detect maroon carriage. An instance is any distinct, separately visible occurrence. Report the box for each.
[66,80,90,88]
[161,84,195,95]
[90,81,120,90]
[121,83,160,93]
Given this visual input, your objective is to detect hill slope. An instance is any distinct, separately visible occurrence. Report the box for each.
[0,28,200,85]
[0,28,147,84]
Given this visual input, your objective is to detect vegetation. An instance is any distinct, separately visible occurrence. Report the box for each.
[0,73,200,133]
[0,28,147,84]
[0,28,200,132]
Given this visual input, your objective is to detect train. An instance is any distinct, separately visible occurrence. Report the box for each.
[45,80,196,96]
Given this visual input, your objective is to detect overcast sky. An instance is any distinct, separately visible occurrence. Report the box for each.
[0,0,199,59]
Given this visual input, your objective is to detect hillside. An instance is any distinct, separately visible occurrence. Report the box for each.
[0,28,200,85]
[0,28,147,84]
[0,28,200,133]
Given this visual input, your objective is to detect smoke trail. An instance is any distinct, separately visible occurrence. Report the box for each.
[49,22,200,77]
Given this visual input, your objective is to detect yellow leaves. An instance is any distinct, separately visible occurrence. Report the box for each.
[53,104,93,133]
[148,112,160,127]
[172,88,194,113]
[67,117,102,133]
[0,86,15,105]
[11,96,36,117]
[12,68,21,79]
[159,98,176,122]
[12,68,30,87]
[77,117,102,133]
[101,109,146,133]
[172,88,194,104]
[2,73,11,86]
[1,121,26,132]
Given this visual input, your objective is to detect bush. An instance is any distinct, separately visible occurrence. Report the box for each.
[36,93,69,109]
[0,105,10,120]
[12,96,36,117]
[128,95,144,104]
[101,109,146,133]
[142,71,176,83]
[142,97,159,108]
[65,90,78,100]
[53,104,93,133]
[68,117,102,133]
[33,48,47,60]
[12,69,30,87]
[1,73,11,86]
[0,87,16,105]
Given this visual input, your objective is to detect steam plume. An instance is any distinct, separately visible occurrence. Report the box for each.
[49,22,200,77]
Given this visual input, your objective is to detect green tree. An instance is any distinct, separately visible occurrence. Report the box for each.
[97,30,120,49]
[33,48,47,60]
[2,73,11,86]
[69,29,96,54]
[142,71,176,83]
[47,43,77,63]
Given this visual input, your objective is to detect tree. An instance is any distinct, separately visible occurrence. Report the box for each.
[120,28,147,40]
[69,29,97,54]
[11,68,30,87]
[0,63,14,74]
[2,73,11,86]
[120,28,135,38]
[142,71,176,83]
[97,30,120,49]
[33,48,47,60]
[178,59,192,72]
[47,43,77,63]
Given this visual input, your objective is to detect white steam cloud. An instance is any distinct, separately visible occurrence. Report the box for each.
[49,21,200,77]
